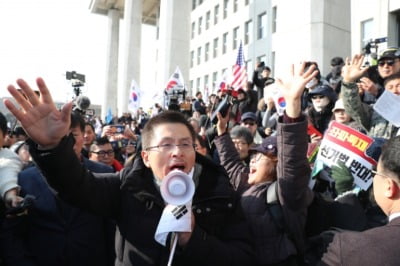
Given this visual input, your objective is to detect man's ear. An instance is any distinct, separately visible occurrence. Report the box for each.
[141,150,151,168]
[386,178,400,198]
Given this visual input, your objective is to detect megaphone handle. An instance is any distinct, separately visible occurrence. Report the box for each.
[167,233,178,266]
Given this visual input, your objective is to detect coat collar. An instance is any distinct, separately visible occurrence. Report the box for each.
[120,154,235,205]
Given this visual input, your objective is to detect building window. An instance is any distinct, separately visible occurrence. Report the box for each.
[233,0,238,12]
[206,11,211,30]
[190,80,194,91]
[223,0,229,19]
[198,17,203,35]
[244,20,252,45]
[190,51,194,67]
[222,68,228,79]
[271,51,275,75]
[213,37,219,58]
[192,0,196,10]
[361,19,374,49]
[233,26,239,50]
[191,22,195,39]
[196,77,201,90]
[205,42,210,62]
[199,0,203,5]
[395,10,400,47]
[197,47,202,65]
[257,12,267,39]
[257,55,266,65]
[212,71,218,89]
[204,75,209,91]
[214,5,219,25]
[246,59,252,80]
[223,32,228,54]
[272,6,277,33]
[245,0,249,5]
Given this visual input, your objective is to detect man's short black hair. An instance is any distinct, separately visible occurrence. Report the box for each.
[70,111,85,132]
[90,136,111,152]
[305,61,321,81]
[380,136,400,180]
[0,112,7,136]
[331,57,344,66]
[14,126,27,137]
[85,122,95,132]
[383,73,400,88]
[141,111,196,150]
[195,134,208,149]
[230,126,253,145]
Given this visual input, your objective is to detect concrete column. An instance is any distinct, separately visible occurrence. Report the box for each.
[102,8,120,121]
[119,0,142,116]
[156,0,190,95]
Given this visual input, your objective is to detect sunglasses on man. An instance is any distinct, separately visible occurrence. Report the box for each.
[378,59,398,67]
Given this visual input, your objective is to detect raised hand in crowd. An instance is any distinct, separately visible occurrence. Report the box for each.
[276,62,319,117]
[4,78,72,149]
[357,76,380,96]
[341,54,370,83]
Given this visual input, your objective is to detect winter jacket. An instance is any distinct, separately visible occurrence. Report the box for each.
[341,82,399,139]
[214,117,313,265]
[27,136,254,266]
[0,148,22,199]
[0,158,115,266]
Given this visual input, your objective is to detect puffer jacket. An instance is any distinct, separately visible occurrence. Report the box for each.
[28,136,254,266]
[214,117,313,265]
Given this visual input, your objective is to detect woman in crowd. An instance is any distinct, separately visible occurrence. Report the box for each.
[213,62,316,265]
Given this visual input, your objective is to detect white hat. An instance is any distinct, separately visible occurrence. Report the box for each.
[332,99,345,112]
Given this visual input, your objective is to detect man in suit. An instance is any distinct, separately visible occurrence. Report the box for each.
[321,134,400,265]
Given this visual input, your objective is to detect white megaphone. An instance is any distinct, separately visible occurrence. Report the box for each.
[160,170,195,206]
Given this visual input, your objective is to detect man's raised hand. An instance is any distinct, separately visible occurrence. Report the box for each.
[4,78,72,149]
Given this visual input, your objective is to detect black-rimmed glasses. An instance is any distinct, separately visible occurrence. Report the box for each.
[145,143,197,152]
[91,150,114,156]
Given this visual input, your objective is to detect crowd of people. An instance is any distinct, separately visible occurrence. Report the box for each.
[0,47,400,266]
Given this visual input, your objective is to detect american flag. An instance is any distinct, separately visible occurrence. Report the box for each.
[230,41,247,90]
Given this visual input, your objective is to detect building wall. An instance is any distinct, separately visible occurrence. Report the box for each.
[271,0,350,78]
[188,0,351,97]
[189,0,269,96]
[156,0,191,94]
[351,0,400,58]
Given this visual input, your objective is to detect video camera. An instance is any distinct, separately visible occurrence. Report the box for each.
[166,88,185,111]
[363,37,387,66]
[210,92,233,124]
[363,37,387,55]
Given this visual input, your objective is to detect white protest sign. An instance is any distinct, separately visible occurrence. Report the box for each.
[315,121,377,190]
[373,90,400,127]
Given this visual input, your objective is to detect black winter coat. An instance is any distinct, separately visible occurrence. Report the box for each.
[28,136,254,266]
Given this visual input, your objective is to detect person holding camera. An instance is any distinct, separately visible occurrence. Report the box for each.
[252,62,275,102]
[3,78,254,266]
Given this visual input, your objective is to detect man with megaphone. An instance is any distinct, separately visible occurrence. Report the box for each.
[3,81,255,266]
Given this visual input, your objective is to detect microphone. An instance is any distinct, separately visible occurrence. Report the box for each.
[75,95,91,111]
[160,170,195,206]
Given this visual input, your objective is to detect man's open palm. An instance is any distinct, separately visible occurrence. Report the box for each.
[4,78,72,148]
